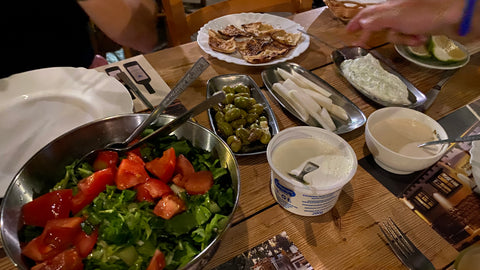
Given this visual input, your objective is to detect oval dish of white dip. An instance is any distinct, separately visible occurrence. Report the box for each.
[272,137,355,188]
[341,53,411,105]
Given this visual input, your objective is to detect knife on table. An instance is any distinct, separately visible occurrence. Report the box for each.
[420,70,457,111]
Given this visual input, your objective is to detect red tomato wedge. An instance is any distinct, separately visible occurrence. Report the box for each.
[77,167,115,196]
[145,147,176,183]
[74,229,98,258]
[153,194,186,219]
[136,179,173,202]
[92,151,119,171]
[171,154,195,188]
[21,217,83,262]
[184,171,214,195]
[127,138,142,157]
[22,189,73,227]
[146,249,166,270]
[31,248,84,270]
[72,167,115,214]
[116,152,149,190]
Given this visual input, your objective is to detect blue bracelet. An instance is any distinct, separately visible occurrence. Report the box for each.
[459,0,477,36]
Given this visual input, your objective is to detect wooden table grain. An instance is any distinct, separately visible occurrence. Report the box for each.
[3,6,480,270]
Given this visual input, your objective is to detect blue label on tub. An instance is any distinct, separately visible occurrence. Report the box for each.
[274,179,296,197]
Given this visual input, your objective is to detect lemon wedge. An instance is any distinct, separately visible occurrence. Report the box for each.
[429,35,468,62]
[407,44,431,58]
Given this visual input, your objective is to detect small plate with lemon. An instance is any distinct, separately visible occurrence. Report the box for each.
[395,35,470,70]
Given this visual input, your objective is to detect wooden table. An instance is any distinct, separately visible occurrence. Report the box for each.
[3,6,480,270]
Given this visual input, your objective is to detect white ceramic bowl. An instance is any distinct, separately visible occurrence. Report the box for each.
[365,107,448,174]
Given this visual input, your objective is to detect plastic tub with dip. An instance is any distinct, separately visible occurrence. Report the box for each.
[266,126,357,216]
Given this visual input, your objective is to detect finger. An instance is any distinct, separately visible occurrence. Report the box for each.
[386,31,428,46]
[352,30,373,48]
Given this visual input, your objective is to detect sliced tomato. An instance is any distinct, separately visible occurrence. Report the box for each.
[153,194,186,220]
[92,151,119,171]
[22,217,83,262]
[136,178,173,202]
[42,217,83,250]
[145,147,176,183]
[22,236,57,262]
[135,184,154,202]
[77,167,115,196]
[22,189,73,227]
[71,190,94,215]
[184,171,214,195]
[171,154,195,188]
[146,249,166,270]
[31,248,84,270]
[116,152,149,190]
[72,167,115,214]
[74,229,98,258]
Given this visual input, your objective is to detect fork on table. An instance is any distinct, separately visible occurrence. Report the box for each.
[379,218,435,270]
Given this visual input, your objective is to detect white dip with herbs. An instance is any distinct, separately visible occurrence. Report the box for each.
[340,53,411,105]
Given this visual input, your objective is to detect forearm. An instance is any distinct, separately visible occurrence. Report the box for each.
[78,0,159,53]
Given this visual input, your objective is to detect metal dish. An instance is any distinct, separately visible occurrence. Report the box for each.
[332,46,427,108]
[207,74,280,156]
[0,114,240,270]
[262,62,366,134]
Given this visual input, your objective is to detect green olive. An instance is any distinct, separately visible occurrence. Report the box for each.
[248,127,264,142]
[239,109,248,119]
[234,96,251,110]
[233,84,250,94]
[249,103,264,115]
[224,107,241,122]
[246,113,259,124]
[223,104,235,113]
[222,86,236,94]
[230,118,246,129]
[258,116,267,122]
[234,92,250,98]
[248,97,257,107]
[260,131,272,144]
[223,93,235,105]
[215,111,226,123]
[236,127,250,144]
[227,135,242,152]
[217,121,233,137]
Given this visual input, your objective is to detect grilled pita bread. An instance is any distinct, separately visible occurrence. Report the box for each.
[208,29,236,53]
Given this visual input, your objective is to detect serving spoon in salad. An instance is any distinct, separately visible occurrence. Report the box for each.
[75,91,226,166]
[74,57,210,167]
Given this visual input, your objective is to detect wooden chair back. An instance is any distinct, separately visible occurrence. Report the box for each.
[161,0,313,46]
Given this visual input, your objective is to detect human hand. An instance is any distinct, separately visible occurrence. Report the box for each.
[346,0,464,47]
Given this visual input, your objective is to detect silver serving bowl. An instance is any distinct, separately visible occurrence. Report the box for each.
[0,114,240,270]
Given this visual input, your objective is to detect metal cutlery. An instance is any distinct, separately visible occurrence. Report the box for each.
[418,70,457,111]
[288,161,319,185]
[117,71,155,110]
[379,218,435,270]
[418,134,480,147]
[74,57,210,167]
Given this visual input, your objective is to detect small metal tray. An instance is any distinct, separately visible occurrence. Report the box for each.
[332,46,426,108]
[261,62,366,134]
[207,74,279,156]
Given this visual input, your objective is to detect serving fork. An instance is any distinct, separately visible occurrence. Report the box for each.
[379,218,435,270]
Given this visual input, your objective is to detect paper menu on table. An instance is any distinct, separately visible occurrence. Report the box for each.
[211,231,313,270]
[95,54,171,112]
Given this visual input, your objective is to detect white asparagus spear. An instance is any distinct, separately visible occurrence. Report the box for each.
[290,69,332,97]
[272,83,309,122]
[288,90,335,131]
[319,107,336,131]
[276,68,310,89]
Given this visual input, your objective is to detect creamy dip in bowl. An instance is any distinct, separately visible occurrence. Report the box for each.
[266,126,357,216]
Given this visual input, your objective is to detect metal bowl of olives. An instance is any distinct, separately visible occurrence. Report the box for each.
[207,74,279,156]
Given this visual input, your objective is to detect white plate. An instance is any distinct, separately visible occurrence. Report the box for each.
[469,140,480,194]
[197,13,310,66]
[0,67,133,197]
[395,44,470,70]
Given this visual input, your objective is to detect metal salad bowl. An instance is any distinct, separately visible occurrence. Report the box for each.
[0,114,241,270]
